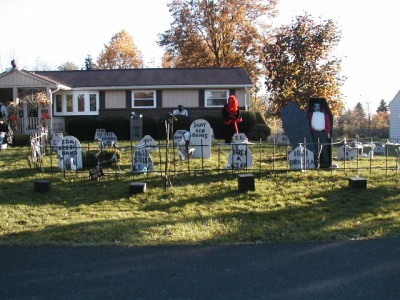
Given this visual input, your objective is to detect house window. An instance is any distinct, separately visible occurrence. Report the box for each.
[77,94,85,112]
[66,94,73,112]
[132,91,156,108]
[89,94,97,111]
[53,92,99,116]
[205,90,229,107]
[55,95,62,113]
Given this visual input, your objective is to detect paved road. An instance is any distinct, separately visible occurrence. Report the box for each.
[1,239,400,299]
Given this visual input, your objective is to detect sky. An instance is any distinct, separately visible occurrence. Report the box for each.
[1,0,399,113]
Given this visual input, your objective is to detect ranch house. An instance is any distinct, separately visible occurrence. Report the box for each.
[0,66,253,135]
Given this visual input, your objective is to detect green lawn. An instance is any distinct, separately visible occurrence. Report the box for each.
[0,141,399,246]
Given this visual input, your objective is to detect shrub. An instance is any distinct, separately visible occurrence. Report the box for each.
[142,117,159,139]
[65,117,99,141]
[247,124,271,141]
[82,151,98,168]
[13,134,30,146]
[254,111,265,124]
[201,114,225,140]
[99,116,130,140]
[173,115,192,133]
[238,111,255,134]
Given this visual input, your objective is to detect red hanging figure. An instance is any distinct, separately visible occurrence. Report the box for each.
[222,95,242,143]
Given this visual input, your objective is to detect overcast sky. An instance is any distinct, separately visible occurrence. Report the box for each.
[1,0,399,113]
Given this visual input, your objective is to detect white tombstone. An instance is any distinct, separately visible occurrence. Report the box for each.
[231,133,248,144]
[337,145,357,160]
[56,136,83,170]
[227,147,253,170]
[131,144,155,173]
[100,132,118,147]
[288,145,315,170]
[190,119,212,158]
[51,132,63,151]
[138,135,158,151]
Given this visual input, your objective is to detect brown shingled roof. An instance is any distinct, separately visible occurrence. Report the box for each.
[34,67,253,88]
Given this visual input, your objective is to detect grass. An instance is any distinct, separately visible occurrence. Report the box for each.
[0,141,399,246]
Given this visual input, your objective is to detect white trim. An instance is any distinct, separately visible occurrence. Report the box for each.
[205,89,229,107]
[72,84,252,91]
[131,90,156,108]
[53,91,99,116]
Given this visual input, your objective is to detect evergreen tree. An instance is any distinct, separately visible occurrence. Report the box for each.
[376,99,388,113]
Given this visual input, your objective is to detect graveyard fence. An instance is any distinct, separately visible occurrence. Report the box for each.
[17,137,400,179]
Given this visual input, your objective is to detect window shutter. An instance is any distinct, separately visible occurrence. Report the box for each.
[199,89,205,107]
[126,91,131,108]
[99,91,105,109]
[156,90,162,107]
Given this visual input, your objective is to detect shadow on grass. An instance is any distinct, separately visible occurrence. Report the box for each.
[1,173,399,246]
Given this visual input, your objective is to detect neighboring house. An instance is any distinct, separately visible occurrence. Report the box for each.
[389,90,400,142]
[0,67,253,135]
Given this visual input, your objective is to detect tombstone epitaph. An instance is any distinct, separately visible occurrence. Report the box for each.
[56,136,83,170]
[227,133,253,169]
[131,145,155,173]
[100,132,118,147]
[288,145,315,170]
[190,119,212,158]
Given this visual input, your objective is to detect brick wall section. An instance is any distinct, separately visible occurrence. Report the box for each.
[99,108,227,121]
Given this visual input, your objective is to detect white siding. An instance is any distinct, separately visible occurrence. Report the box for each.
[0,69,53,87]
[389,90,400,141]
[163,90,198,108]
[105,90,125,108]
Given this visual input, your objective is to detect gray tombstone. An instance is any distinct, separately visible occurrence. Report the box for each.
[130,113,143,141]
[94,129,106,141]
[131,145,155,173]
[139,135,158,151]
[100,132,118,147]
[288,145,315,170]
[281,102,314,152]
[190,119,212,158]
[174,130,188,145]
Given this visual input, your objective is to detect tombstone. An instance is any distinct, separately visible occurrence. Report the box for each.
[227,134,253,170]
[190,119,212,158]
[174,130,188,145]
[281,102,314,152]
[231,133,248,144]
[51,132,63,151]
[337,145,357,160]
[94,129,106,141]
[130,113,143,141]
[139,135,158,151]
[277,134,290,145]
[288,145,315,170]
[56,136,83,171]
[177,131,195,161]
[131,144,155,174]
[374,143,385,155]
[100,132,118,147]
